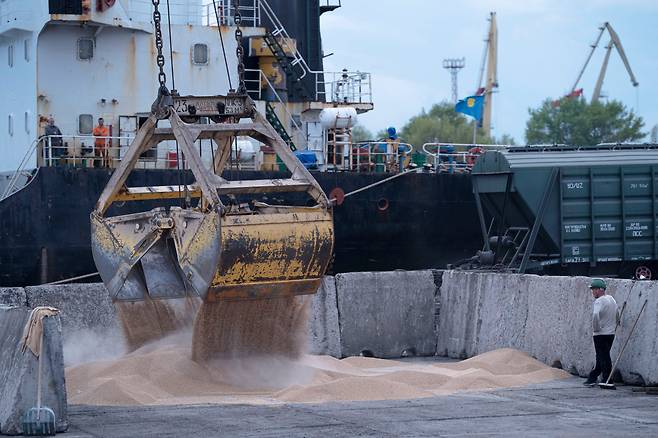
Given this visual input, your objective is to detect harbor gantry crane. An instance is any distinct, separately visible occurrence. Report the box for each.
[570,22,638,104]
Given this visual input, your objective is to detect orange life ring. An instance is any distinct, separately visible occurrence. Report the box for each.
[466,147,484,166]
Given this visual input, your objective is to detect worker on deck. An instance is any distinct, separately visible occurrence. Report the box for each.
[93,117,110,168]
[583,278,619,386]
[43,117,64,165]
[374,127,405,173]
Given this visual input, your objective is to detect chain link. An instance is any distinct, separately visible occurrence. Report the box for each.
[233,0,246,94]
[152,0,167,90]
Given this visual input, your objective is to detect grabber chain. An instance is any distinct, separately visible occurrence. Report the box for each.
[233,0,246,94]
[150,0,173,118]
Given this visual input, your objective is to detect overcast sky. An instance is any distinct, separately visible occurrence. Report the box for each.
[319,0,658,144]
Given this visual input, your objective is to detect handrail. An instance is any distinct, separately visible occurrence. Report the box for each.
[328,140,413,173]
[1,137,40,201]
[35,134,259,171]
[244,68,301,133]
[259,0,318,78]
[422,142,510,173]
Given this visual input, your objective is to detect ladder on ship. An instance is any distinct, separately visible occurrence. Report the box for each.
[260,0,314,100]
[326,116,353,171]
[265,102,297,152]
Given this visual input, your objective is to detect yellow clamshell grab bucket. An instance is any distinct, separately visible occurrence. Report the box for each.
[90,93,334,303]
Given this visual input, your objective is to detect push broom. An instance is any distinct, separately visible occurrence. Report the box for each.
[599,299,648,390]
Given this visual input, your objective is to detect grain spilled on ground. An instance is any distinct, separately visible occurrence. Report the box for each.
[66,347,570,406]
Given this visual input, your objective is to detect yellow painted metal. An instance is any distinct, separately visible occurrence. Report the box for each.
[208,207,334,301]
[113,185,202,202]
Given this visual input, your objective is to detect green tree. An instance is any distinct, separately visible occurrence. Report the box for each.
[399,102,494,148]
[525,98,645,145]
[351,124,374,143]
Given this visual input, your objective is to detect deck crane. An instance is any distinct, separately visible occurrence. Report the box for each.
[570,22,639,104]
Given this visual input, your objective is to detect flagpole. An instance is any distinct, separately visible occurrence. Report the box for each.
[472,120,477,145]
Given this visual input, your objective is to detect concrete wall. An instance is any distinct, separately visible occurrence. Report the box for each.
[0,306,68,434]
[335,270,437,358]
[437,271,658,385]
[10,270,658,386]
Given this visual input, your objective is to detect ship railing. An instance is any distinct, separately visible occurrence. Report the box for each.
[258,0,373,105]
[316,71,372,105]
[422,142,510,174]
[326,141,413,173]
[38,134,260,171]
[202,0,261,27]
[0,137,40,201]
[126,0,260,27]
[244,68,302,134]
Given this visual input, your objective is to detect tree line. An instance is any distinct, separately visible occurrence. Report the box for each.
[353,97,649,147]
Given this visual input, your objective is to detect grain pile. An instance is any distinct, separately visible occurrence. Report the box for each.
[66,347,569,406]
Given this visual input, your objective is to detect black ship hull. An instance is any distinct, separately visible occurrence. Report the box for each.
[0,167,482,286]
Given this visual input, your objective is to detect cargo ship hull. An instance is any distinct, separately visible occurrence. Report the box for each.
[0,167,481,286]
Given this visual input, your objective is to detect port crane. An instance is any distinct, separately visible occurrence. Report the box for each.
[474,12,498,137]
[570,22,638,104]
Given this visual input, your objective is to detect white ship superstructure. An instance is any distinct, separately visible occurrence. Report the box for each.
[0,0,372,180]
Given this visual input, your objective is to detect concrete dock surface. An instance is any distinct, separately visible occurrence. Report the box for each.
[63,377,658,437]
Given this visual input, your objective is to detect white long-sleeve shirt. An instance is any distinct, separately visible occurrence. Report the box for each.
[592,294,619,336]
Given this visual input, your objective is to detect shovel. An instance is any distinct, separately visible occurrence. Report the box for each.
[599,299,648,390]
[22,330,56,435]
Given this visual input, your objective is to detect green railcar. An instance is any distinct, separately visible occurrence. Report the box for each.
[469,144,658,278]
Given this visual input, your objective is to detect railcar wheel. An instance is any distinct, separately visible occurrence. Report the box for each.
[635,265,652,280]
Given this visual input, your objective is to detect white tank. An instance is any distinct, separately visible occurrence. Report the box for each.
[319,107,358,129]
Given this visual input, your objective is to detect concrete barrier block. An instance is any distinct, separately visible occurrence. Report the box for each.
[436,270,482,358]
[307,276,341,357]
[612,280,658,385]
[475,273,531,354]
[336,270,437,358]
[438,270,658,385]
[0,306,68,434]
[0,288,26,307]
[25,283,118,334]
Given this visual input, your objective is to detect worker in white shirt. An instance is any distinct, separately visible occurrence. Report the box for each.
[584,278,619,386]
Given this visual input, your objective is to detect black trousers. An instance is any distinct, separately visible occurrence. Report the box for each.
[589,334,615,382]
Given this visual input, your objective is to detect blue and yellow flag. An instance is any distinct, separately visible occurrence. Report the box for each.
[455,95,484,121]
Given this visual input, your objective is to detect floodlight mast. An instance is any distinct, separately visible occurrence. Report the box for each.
[443,58,465,104]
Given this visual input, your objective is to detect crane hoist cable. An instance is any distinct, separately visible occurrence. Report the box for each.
[212,0,234,91]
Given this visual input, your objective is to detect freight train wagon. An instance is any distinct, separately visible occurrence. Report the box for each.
[467,144,658,279]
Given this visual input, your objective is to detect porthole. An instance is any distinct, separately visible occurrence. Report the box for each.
[192,43,208,65]
[77,38,94,60]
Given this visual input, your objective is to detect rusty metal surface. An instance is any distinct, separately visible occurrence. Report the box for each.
[209,208,334,300]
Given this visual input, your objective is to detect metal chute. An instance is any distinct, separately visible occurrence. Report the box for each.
[90,93,334,304]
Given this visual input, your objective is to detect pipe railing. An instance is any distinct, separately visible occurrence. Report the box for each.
[37,135,259,171]
[327,141,413,173]
[244,68,301,133]
[422,142,510,173]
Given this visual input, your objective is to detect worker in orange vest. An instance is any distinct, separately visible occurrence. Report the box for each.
[92,117,110,167]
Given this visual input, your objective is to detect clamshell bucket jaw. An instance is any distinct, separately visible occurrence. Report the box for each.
[90,94,334,303]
